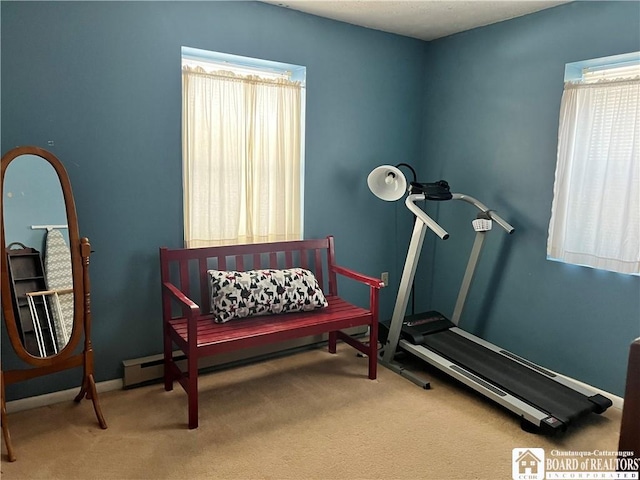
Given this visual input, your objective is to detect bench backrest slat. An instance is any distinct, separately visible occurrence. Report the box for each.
[327,236,338,295]
[160,236,337,316]
[198,256,209,313]
[217,255,227,271]
[312,248,324,292]
[179,259,190,302]
[300,249,309,270]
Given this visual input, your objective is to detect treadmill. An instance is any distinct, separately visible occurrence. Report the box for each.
[372,176,612,434]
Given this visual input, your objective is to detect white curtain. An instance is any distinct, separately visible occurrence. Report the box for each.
[547,77,640,275]
[182,66,302,247]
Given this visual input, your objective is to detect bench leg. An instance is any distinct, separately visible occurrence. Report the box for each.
[328,331,337,354]
[368,323,378,380]
[163,324,173,392]
[367,344,378,379]
[187,353,199,429]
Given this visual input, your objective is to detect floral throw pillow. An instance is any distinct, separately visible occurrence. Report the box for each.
[208,268,328,323]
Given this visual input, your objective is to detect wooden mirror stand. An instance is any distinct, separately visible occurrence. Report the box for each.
[1,146,107,462]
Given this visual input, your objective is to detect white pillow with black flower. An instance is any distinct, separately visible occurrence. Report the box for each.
[208,268,328,323]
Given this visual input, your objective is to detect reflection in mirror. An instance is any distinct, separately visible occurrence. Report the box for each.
[3,155,74,357]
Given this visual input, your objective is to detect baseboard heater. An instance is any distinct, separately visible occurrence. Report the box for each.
[122,327,367,388]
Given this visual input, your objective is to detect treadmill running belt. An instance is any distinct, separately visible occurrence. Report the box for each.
[421,330,597,424]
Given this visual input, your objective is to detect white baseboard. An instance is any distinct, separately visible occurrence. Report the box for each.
[5,379,123,414]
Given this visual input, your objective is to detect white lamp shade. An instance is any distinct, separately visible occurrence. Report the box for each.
[367,165,407,201]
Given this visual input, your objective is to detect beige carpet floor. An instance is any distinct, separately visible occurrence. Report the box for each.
[1,344,622,479]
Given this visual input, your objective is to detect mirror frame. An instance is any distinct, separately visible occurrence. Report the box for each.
[1,146,84,365]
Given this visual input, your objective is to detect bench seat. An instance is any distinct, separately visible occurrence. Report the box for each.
[167,296,371,353]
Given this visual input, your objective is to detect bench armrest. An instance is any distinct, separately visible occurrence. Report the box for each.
[162,281,200,317]
[331,264,384,289]
[331,264,382,343]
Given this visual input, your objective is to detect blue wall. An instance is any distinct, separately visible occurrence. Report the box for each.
[1,1,426,399]
[1,1,638,400]
[418,1,640,396]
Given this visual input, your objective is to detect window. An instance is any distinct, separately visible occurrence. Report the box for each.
[181,47,306,247]
[547,52,640,275]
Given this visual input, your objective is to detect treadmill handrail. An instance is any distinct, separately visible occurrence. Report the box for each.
[406,193,514,236]
[452,193,515,234]
[405,194,449,239]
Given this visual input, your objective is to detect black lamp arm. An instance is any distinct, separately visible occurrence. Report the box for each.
[394,163,417,183]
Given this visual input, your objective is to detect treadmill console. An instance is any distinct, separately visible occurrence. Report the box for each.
[409,180,453,201]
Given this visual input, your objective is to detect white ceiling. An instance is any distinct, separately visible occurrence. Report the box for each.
[264,1,570,41]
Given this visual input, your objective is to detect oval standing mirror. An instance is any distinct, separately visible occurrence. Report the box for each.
[1,147,83,361]
[3,154,74,357]
[1,146,107,463]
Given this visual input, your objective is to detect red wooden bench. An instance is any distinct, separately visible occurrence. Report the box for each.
[160,236,383,429]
